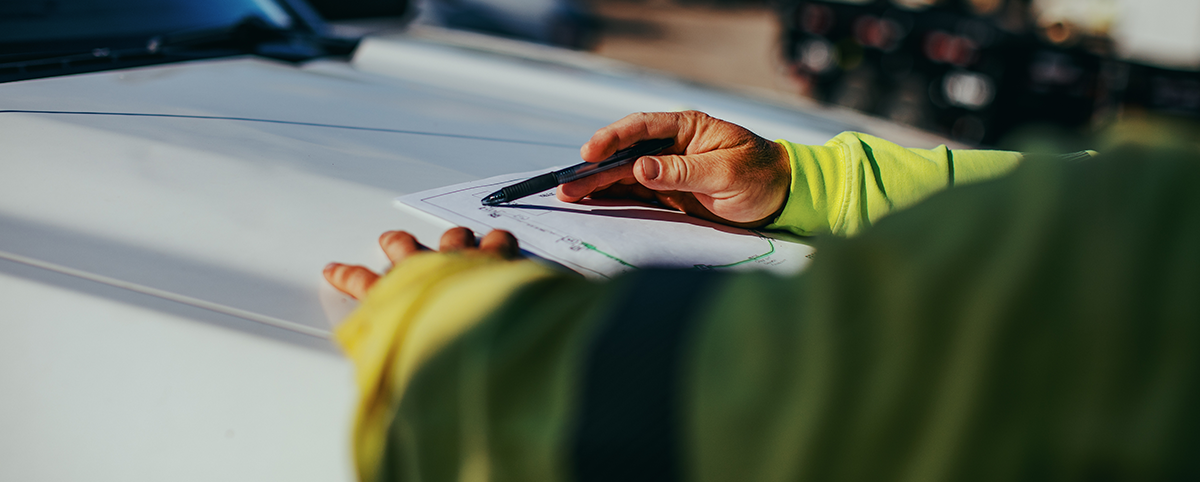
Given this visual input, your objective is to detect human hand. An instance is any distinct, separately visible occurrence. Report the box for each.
[324,227,519,299]
[557,111,791,227]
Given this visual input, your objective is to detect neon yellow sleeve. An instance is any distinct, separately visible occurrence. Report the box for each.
[765,132,1023,237]
[333,253,556,482]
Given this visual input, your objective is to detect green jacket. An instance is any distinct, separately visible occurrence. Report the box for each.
[336,133,1200,482]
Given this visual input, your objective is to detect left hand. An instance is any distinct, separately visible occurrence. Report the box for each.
[324,227,519,300]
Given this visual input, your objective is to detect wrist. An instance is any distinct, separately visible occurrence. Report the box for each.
[748,139,791,226]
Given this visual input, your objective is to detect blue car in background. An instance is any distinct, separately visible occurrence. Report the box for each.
[306,0,597,49]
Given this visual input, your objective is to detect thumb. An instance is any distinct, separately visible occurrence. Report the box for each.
[634,152,735,195]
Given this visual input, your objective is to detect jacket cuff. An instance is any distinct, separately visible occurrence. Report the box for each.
[764,139,843,237]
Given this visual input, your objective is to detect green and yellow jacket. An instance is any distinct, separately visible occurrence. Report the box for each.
[336,132,1200,482]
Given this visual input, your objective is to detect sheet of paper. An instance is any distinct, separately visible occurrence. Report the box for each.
[396,170,815,279]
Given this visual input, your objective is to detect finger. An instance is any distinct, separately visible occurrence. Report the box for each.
[656,191,768,228]
[479,230,519,259]
[323,263,380,300]
[557,163,635,202]
[379,230,426,266]
[634,150,739,195]
[650,191,741,226]
[439,227,476,252]
[587,182,661,204]
[580,112,696,162]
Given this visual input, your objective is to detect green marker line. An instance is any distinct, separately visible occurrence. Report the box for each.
[694,235,776,269]
[581,242,638,269]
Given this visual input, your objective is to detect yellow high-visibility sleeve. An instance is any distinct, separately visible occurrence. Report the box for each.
[766,132,1023,237]
[333,253,556,482]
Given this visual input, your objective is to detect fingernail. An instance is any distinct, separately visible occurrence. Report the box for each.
[642,157,661,180]
[324,263,338,273]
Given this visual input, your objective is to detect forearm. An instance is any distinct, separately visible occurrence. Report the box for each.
[765,132,1023,237]
[337,255,739,482]
[334,253,557,482]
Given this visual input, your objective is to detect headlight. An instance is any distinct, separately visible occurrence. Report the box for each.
[943,71,994,109]
[800,38,836,73]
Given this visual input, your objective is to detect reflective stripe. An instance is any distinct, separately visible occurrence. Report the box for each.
[572,269,719,482]
[1058,150,1096,163]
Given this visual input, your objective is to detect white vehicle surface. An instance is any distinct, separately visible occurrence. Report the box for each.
[0,2,950,480]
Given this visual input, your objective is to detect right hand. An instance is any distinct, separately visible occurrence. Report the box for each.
[557,111,791,227]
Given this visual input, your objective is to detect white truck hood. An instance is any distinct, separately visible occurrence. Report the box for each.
[0,32,885,338]
[0,30,958,481]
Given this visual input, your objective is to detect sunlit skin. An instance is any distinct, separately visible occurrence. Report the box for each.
[324,227,518,299]
[557,110,791,228]
[325,111,792,298]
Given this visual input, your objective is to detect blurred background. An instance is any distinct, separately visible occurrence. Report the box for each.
[312,0,1200,147]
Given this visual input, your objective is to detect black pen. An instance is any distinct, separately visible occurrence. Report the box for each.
[481,138,675,206]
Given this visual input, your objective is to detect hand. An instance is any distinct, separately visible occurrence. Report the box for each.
[324,227,519,299]
[557,111,791,227]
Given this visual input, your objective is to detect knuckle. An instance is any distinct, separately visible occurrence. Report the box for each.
[441,227,475,249]
[380,230,411,246]
[335,265,367,285]
[349,265,371,280]
[680,110,710,125]
[481,230,519,257]
[626,112,649,128]
[344,266,366,283]
[482,229,505,242]
[330,264,352,281]
[664,156,688,185]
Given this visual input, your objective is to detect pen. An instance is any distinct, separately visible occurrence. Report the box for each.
[481,138,675,206]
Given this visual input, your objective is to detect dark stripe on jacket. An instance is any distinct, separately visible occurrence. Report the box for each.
[571,269,719,482]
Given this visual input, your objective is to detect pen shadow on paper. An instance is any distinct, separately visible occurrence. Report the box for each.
[498,198,754,237]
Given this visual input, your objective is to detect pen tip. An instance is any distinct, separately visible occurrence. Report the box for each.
[481,193,503,206]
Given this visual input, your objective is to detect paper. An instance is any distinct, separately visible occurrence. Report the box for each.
[396,170,815,279]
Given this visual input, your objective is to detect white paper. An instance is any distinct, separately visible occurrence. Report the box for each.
[396,170,815,279]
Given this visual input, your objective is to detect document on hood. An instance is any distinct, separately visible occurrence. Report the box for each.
[395,169,815,279]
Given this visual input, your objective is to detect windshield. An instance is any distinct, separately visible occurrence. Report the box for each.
[0,0,294,47]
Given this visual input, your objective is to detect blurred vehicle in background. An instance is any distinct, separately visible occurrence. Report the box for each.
[0,0,358,82]
[778,0,1108,145]
[1112,61,1200,120]
[306,0,411,21]
[413,0,598,49]
[777,0,1200,146]
[306,0,598,49]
